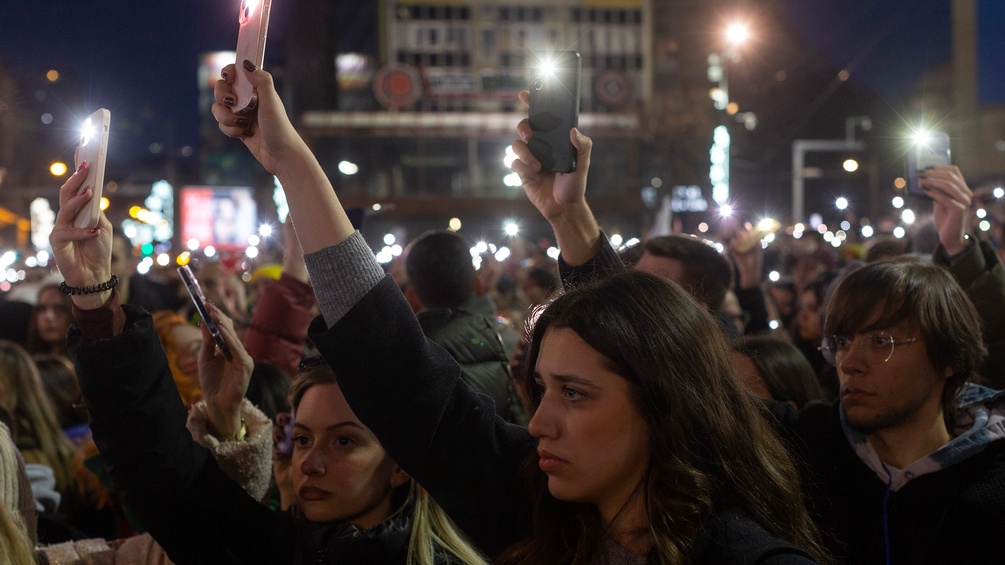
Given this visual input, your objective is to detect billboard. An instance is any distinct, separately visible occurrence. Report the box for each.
[180,186,257,249]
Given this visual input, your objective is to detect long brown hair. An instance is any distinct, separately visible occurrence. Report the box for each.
[498,270,827,564]
[0,341,76,496]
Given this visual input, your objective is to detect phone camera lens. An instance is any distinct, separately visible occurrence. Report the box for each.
[532,78,544,91]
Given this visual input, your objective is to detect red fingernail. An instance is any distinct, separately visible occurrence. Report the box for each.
[89,227,99,234]
[223,96,235,107]
[79,185,91,196]
[222,70,229,80]
[78,161,88,172]
[243,59,257,72]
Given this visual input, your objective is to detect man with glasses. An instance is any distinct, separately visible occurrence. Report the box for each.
[772,165,1005,564]
[781,256,1005,563]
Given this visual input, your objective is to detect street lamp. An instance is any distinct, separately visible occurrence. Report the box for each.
[707,21,753,207]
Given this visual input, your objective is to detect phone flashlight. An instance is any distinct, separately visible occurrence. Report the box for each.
[80,118,95,147]
[537,57,557,80]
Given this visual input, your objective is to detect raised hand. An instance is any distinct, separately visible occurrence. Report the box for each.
[510,90,599,266]
[918,166,972,256]
[198,302,255,439]
[49,162,114,310]
[510,91,593,224]
[211,62,309,177]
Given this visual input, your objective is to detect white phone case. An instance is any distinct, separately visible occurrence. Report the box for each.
[72,108,111,229]
[234,0,272,113]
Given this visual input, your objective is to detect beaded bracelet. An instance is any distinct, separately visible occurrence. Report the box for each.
[59,275,119,296]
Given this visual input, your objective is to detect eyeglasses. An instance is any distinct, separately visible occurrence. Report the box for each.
[818,330,918,366]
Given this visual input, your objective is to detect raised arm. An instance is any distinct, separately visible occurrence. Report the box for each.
[51,165,293,564]
[213,68,537,556]
[922,166,1005,386]
[510,90,600,267]
[213,62,353,254]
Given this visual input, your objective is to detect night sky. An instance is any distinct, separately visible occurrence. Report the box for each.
[0,0,999,166]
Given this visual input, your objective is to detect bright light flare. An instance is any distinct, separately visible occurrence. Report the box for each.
[892,196,905,209]
[901,209,916,225]
[912,129,933,147]
[861,225,874,238]
[994,187,1004,199]
[835,197,849,211]
[338,160,359,175]
[719,204,733,218]
[50,162,68,176]
[725,23,750,45]
[537,57,557,79]
[843,159,859,172]
[504,221,519,237]
[258,224,274,238]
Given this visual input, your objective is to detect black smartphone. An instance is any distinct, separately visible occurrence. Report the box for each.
[907,131,951,197]
[528,52,581,174]
[178,265,234,361]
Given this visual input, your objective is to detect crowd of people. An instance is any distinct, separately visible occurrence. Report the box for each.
[0,58,1003,564]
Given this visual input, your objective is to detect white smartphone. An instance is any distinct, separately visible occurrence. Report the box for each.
[72,109,111,229]
[234,0,272,113]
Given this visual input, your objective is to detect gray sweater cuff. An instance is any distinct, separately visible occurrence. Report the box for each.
[303,231,385,327]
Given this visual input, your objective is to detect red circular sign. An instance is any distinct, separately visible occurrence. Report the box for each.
[374,65,422,109]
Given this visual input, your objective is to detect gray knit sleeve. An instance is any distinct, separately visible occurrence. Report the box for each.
[303,231,386,327]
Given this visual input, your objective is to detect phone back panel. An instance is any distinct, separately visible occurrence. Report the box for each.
[234,0,272,113]
[529,52,581,174]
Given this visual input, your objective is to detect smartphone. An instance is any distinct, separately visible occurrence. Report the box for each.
[72,109,111,229]
[528,52,581,174]
[273,411,294,457]
[233,0,273,113]
[178,265,234,361]
[907,131,951,197]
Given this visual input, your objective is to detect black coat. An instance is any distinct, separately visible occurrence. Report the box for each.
[67,306,434,565]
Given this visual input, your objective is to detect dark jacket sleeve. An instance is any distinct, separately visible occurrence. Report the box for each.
[243,273,315,379]
[735,286,771,335]
[934,240,1005,387]
[308,277,536,558]
[68,306,295,565]
[557,233,626,289]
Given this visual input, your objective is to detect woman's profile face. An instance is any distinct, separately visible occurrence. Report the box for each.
[292,382,409,527]
[35,287,72,348]
[529,328,651,523]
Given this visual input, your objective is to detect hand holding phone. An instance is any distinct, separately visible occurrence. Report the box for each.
[907,131,951,198]
[179,265,234,360]
[234,0,272,113]
[72,109,111,229]
[528,52,582,174]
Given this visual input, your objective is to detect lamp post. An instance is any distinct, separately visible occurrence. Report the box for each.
[708,22,750,207]
[790,116,871,224]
